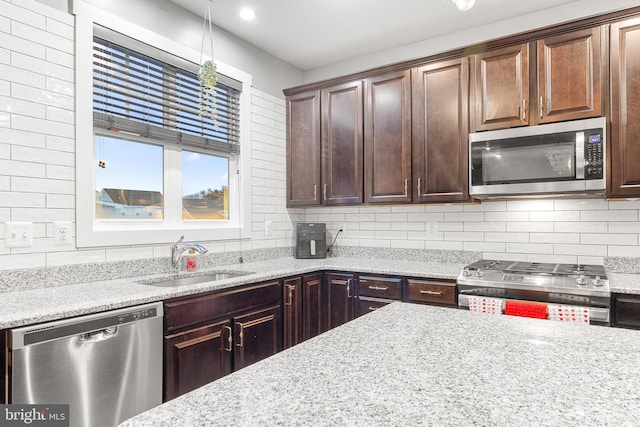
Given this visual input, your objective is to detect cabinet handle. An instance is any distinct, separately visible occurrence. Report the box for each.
[368,285,389,291]
[285,284,294,306]
[539,96,544,119]
[236,323,244,348]
[368,306,379,311]
[417,178,422,197]
[522,99,527,121]
[404,178,408,197]
[420,290,443,295]
[314,185,318,201]
[222,325,233,352]
[323,184,327,202]
[346,279,352,298]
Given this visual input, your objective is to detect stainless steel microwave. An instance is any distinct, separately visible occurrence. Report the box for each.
[469,117,606,198]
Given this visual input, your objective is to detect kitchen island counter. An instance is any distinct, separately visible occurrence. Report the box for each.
[120,302,640,427]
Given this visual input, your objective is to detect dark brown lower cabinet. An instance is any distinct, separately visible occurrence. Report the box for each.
[283,277,303,349]
[164,320,232,401]
[612,293,640,329]
[324,272,356,329]
[234,305,282,370]
[163,281,282,401]
[356,298,390,317]
[303,273,324,339]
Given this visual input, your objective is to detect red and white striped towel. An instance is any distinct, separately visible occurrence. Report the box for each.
[467,296,504,315]
[547,304,590,325]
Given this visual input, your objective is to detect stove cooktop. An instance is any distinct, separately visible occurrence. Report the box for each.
[457,259,609,296]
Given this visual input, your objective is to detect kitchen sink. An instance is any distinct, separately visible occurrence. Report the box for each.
[139,271,252,287]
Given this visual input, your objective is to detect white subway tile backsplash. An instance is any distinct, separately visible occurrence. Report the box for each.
[553,221,608,233]
[0,31,45,58]
[485,232,529,243]
[0,143,8,159]
[530,232,580,244]
[12,146,73,165]
[437,222,463,232]
[0,127,45,148]
[46,164,74,180]
[407,212,443,222]
[530,210,580,222]
[526,254,577,264]
[11,84,73,109]
[0,47,9,65]
[554,244,606,256]
[554,199,608,210]
[0,95,45,117]
[46,193,73,208]
[45,17,73,40]
[0,159,45,177]
[0,177,8,191]
[609,222,640,233]
[507,200,554,211]
[506,242,553,254]
[506,222,553,232]
[0,252,45,269]
[464,222,505,232]
[12,207,73,222]
[358,238,390,248]
[463,201,506,211]
[0,63,44,88]
[0,191,44,207]
[47,249,105,266]
[4,1,46,29]
[0,80,9,96]
[424,240,463,250]
[0,15,9,33]
[608,200,640,210]
[608,246,640,257]
[444,231,483,241]
[444,212,484,222]
[11,21,73,53]
[483,252,526,261]
[105,247,154,262]
[390,239,424,249]
[581,233,638,246]
[391,221,425,231]
[464,241,506,252]
[11,176,74,194]
[582,210,638,222]
[485,211,529,222]
[577,256,605,265]
[46,135,73,152]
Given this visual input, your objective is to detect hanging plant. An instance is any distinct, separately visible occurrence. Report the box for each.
[199,60,219,127]
[198,1,219,128]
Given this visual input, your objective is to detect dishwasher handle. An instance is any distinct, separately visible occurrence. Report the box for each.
[78,326,118,343]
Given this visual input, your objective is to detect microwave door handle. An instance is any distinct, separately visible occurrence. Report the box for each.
[575,132,585,179]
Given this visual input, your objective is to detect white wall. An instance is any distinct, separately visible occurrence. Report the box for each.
[304,0,640,83]
[0,0,298,271]
[309,200,640,265]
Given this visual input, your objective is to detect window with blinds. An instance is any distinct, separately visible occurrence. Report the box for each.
[92,36,241,155]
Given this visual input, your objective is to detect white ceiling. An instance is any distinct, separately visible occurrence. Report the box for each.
[169,0,582,71]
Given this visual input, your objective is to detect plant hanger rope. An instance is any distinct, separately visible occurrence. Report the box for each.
[199,0,219,126]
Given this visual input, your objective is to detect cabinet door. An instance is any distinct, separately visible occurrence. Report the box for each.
[537,27,603,123]
[610,18,640,197]
[283,277,302,349]
[324,272,355,329]
[164,320,232,401]
[364,70,412,203]
[413,59,469,203]
[303,273,324,339]
[322,81,364,205]
[233,305,282,371]
[472,43,529,131]
[286,91,321,206]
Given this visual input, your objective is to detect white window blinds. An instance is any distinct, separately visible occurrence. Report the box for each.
[92,32,241,155]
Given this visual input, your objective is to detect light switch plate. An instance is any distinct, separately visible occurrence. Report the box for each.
[4,222,33,248]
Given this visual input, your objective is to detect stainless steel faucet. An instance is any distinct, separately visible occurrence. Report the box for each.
[171,236,208,271]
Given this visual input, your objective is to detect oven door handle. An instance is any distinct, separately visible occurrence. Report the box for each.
[457,294,610,324]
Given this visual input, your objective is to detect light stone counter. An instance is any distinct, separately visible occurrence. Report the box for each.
[0,257,465,329]
[120,302,640,427]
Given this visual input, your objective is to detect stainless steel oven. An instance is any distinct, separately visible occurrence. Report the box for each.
[469,117,606,198]
[457,260,610,325]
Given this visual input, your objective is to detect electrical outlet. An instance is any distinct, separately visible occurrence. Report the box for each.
[54,221,73,246]
[4,222,33,248]
[264,220,273,237]
[426,222,438,237]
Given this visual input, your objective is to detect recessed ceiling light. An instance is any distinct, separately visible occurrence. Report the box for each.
[240,7,255,21]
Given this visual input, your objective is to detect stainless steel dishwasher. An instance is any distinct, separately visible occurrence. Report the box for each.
[10,302,163,427]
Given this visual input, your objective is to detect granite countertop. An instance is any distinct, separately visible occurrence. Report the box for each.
[120,302,640,426]
[0,257,465,329]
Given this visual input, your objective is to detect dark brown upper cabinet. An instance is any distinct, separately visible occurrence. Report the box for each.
[364,70,412,204]
[286,90,321,206]
[610,17,640,197]
[537,27,604,123]
[412,58,470,202]
[321,80,364,205]
[472,43,530,131]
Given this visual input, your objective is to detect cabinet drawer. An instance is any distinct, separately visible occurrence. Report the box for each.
[357,297,390,317]
[358,276,402,300]
[164,281,281,333]
[407,279,456,306]
[613,293,640,329]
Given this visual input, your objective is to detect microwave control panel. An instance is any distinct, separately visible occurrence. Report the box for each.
[585,132,603,179]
